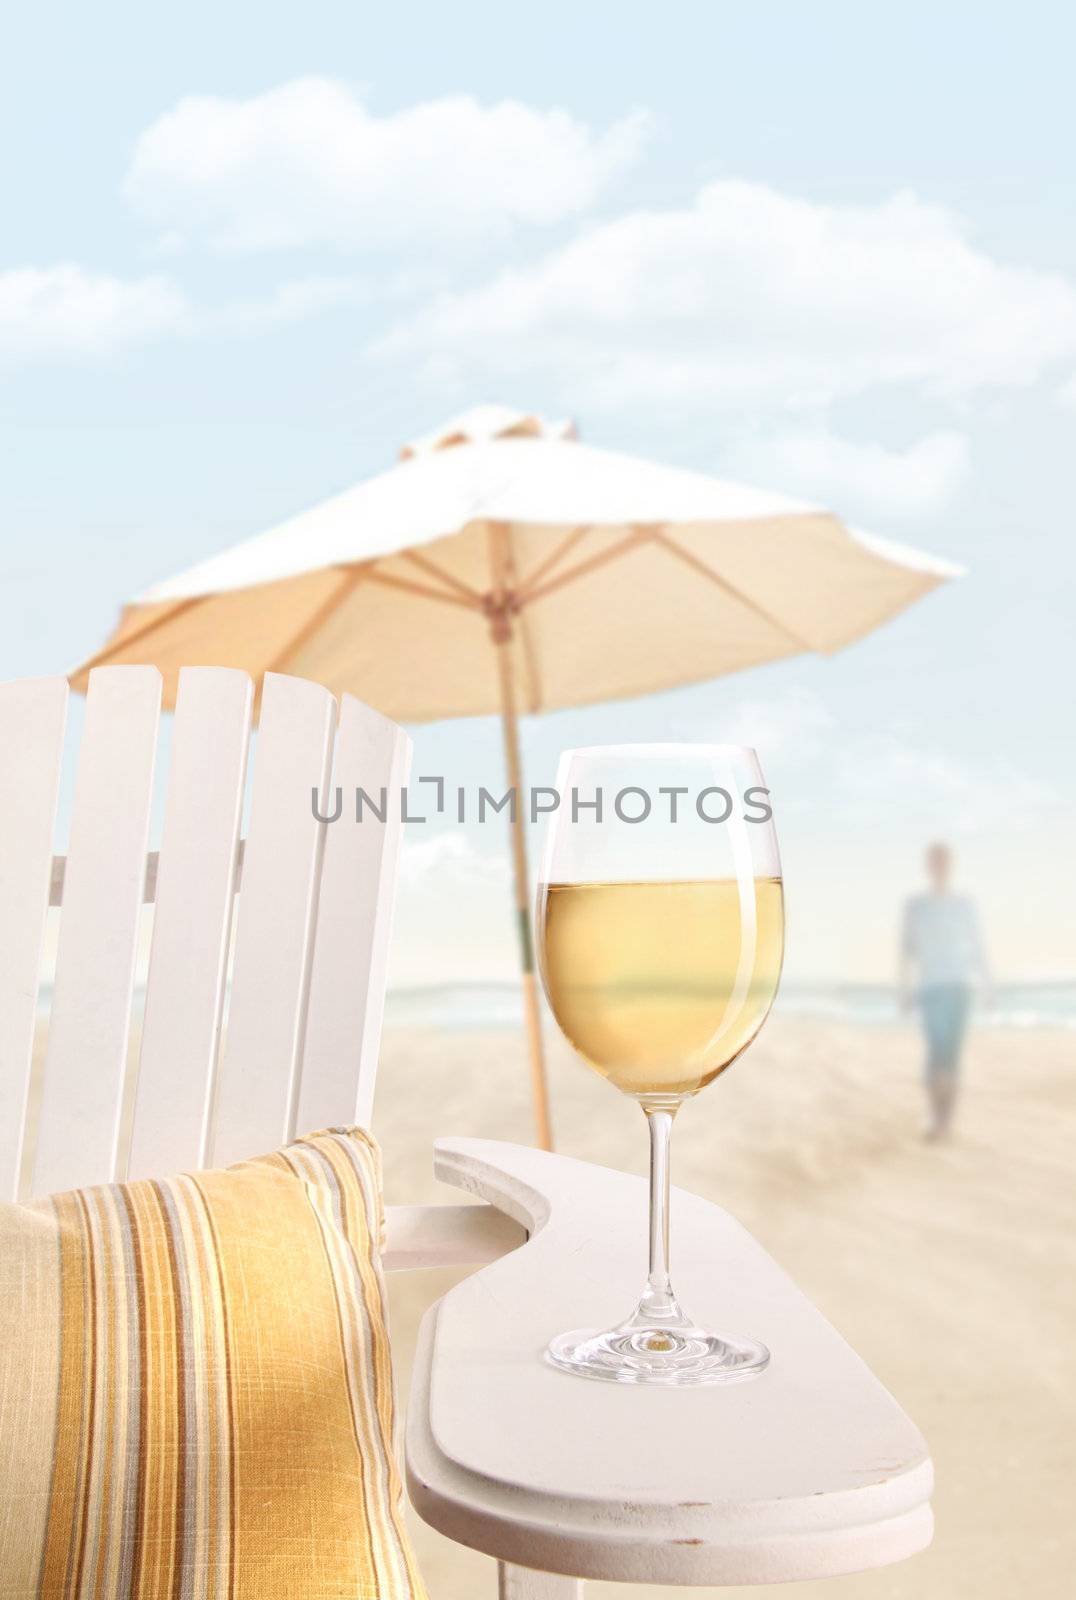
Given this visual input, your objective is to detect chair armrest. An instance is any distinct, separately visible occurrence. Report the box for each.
[405,1138,932,1587]
[383,1203,525,1272]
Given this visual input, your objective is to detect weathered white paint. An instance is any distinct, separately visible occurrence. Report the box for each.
[5,664,933,1592]
[49,843,245,908]
[211,672,335,1166]
[127,668,252,1179]
[499,1562,583,1600]
[0,677,69,1200]
[407,1138,933,1587]
[299,694,411,1133]
[382,1203,525,1273]
[32,668,161,1196]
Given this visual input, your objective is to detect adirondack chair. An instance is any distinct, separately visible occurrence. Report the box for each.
[0,665,934,1597]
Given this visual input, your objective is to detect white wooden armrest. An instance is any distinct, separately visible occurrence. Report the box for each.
[7,673,929,1598]
[406,1138,933,1588]
[383,1203,525,1272]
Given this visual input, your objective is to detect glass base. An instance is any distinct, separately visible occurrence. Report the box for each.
[547,1317,770,1386]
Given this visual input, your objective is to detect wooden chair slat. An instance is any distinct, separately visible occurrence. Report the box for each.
[127,668,252,1180]
[0,677,69,1200]
[210,672,335,1166]
[0,663,935,1590]
[298,695,411,1135]
[32,667,161,1196]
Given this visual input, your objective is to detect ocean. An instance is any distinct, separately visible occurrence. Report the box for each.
[384,980,1076,1032]
[31,980,1075,1033]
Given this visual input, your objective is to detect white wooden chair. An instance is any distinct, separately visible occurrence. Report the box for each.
[0,665,933,1597]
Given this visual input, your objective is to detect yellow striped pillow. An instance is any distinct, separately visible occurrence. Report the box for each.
[0,1128,427,1600]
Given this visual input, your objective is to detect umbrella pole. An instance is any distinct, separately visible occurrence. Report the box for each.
[494,629,554,1151]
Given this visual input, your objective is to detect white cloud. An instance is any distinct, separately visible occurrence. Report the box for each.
[376,180,1076,408]
[399,828,509,889]
[705,686,838,764]
[219,274,370,331]
[0,265,372,359]
[724,428,971,519]
[0,265,191,357]
[835,739,1059,835]
[695,685,1059,835]
[124,79,649,253]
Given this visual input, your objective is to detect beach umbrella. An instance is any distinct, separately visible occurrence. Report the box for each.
[72,404,961,1149]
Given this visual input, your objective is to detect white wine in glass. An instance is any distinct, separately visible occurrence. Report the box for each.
[536,746,784,1385]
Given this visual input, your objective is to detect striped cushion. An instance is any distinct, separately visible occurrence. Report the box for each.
[0,1128,426,1599]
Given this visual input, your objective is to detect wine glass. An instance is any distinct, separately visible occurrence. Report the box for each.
[536,744,783,1385]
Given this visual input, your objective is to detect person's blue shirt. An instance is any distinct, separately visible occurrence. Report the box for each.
[901,892,989,990]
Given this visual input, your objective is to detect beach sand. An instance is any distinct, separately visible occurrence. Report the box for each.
[377,1015,1075,1600]
[23,1010,1072,1596]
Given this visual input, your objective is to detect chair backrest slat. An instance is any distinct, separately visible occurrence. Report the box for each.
[4,666,406,1197]
[298,695,411,1133]
[0,677,69,1200]
[127,668,252,1180]
[32,667,161,1196]
[210,672,335,1167]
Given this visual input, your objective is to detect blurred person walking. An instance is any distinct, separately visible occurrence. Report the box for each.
[900,843,991,1141]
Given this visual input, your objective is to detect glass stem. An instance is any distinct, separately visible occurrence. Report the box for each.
[640,1107,679,1323]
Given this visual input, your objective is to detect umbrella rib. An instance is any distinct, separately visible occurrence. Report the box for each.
[517,524,591,594]
[363,567,482,610]
[72,594,208,678]
[516,525,656,606]
[651,530,814,649]
[263,562,373,681]
[398,549,485,604]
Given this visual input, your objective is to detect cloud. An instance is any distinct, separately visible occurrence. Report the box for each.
[696,685,1059,835]
[399,828,509,890]
[835,739,1060,835]
[704,686,838,765]
[219,274,370,331]
[723,428,971,519]
[0,265,191,357]
[124,78,649,253]
[376,180,1076,409]
[0,265,371,359]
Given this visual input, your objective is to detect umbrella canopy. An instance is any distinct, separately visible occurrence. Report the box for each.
[72,405,962,1150]
[72,404,960,716]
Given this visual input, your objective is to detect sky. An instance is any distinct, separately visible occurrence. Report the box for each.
[2,2,1073,985]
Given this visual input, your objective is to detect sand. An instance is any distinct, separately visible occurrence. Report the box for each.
[377,1016,1075,1600]
[23,1009,1072,1595]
